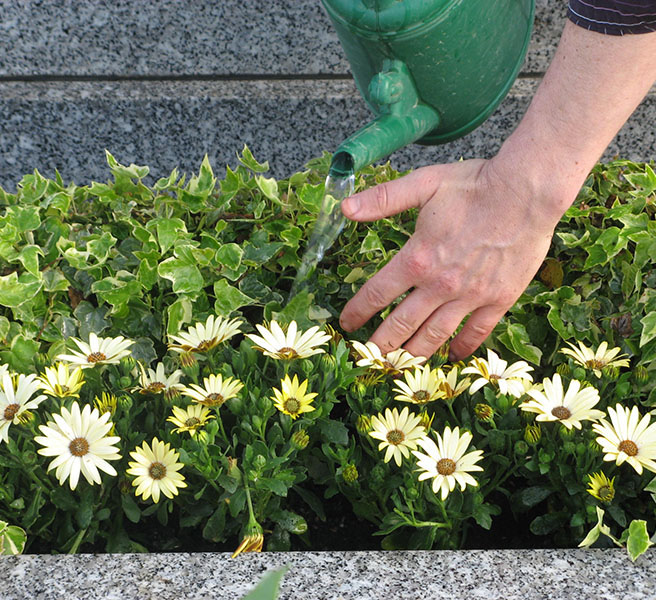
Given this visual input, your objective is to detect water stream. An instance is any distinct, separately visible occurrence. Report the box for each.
[289,154,355,300]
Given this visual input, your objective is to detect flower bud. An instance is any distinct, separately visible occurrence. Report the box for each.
[164,387,181,403]
[556,363,572,378]
[601,365,620,381]
[321,354,337,370]
[474,403,495,423]
[342,464,359,484]
[524,423,542,445]
[514,440,529,456]
[291,429,310,450]
[634,365,650,384]
[119,355,136,376]
[253,454,267,469]
[559,425,575,441]
[352,381,368,399]
[405,487,420,501]
[227,456,240,477]
[435,342,450,367]
[371,395,386,413]
[356,415,372,435]
[418,411,434,431]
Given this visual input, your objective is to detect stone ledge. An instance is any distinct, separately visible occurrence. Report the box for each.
[1,549,654,599]
[1,78,655,191]
[0,0,563,77]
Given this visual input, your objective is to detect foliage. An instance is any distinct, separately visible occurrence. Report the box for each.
[0,149,654,559]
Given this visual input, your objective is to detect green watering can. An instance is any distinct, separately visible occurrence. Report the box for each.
[321,0,535,175]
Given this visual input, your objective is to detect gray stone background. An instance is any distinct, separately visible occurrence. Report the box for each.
[1,0,654,192]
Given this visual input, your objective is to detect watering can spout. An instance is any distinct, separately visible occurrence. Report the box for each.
[331,59,440,175]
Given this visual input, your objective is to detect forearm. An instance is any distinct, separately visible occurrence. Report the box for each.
[497,19,656,218]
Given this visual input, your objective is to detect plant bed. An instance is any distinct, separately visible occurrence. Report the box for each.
[0,149,655,560]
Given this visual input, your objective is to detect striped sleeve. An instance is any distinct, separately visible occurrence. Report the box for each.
[568,0,656,34]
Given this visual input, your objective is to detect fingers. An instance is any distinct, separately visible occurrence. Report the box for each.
[341,166,441,222]
[339,243,434,333]
[448,305,509,361]
[400,300,471,359]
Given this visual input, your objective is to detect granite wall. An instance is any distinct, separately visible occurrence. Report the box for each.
[0,1,654,190]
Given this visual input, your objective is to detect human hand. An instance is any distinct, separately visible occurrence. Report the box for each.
[338,157,568,360]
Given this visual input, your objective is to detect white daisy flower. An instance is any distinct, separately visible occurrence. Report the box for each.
[180,373,244,407]
[134,362,184,395]
[393,364,445,404]
[560,340,630,378]
[57,332,134,368]
[127,438,187,503]
[413,427,484,500]
[436,366,471,400]
[368,406,425,466]
[246,320,331,360]
[167,404,215,437]
[351,340,426,375]
[0,373,48,443]
[34,402,121,489]
[520,374,604,430]
[168,314,243,353]
[461,349,533,398]
[593,404,656,475]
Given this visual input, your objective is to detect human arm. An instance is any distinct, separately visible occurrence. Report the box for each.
[338,18,656,360]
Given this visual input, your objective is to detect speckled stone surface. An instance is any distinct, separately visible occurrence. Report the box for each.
[0,0,562,76]
[0,549,654,599]
[2,78,655,191]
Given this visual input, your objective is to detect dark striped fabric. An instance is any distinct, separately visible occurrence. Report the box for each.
[569,0,656,34]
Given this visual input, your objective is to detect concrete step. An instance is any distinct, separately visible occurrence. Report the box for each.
[1,549,654,599]
[1,78,655,190]
[0,0,561,77]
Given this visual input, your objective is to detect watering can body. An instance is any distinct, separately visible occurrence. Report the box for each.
[321,0,535,173]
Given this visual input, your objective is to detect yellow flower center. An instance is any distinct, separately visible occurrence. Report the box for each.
[412,390,430,403]
[386,429,405,445]
[149,461,167,480]
[196,340,214,352]
[69,437,89,457]
[87,351,107,363]
[146,382,166,393]
[184,417,201,427]
[204,393,224,406]
[277,347,299,360]
[618,440,639,456]
[551,406,571,420]
[3,403,20,421]
[283,397,301,415]
[585,359,605,370]
[437,458,456,476]
[598,485,615,502]
[60,385,70,393]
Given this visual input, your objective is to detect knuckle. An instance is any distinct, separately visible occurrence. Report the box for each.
[362,283,388,311]
[374,183,391,215]
[435,271,460,296]
[422,323,451,347]
[385,312,416,338]
[402,248,432,279]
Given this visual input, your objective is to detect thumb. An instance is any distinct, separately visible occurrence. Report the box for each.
[341,166,441,222]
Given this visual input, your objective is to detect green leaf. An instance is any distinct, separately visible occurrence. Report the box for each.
[7,205,41,232]
[91,276,142,314]
[238,145,269,173]
[515,486,553,509]
[158,254,204,294]
[0,272,43,307]
[213,279,254,315]
[317,417,349,446]
[121,494,141,524]
[497,322,543,365]
[241,567,288,600]
[255,176,280,203]
[152,217,187,255]
[215,243,244,270]
[202,504,226,542]
[16,245,44,276]
[0,522,26,555]
[626,520,653,561]
[359,230,384,255]
[639,311,656,348]
[167,297,193,335]
[7,334,40,372]
[74,301,110,338]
